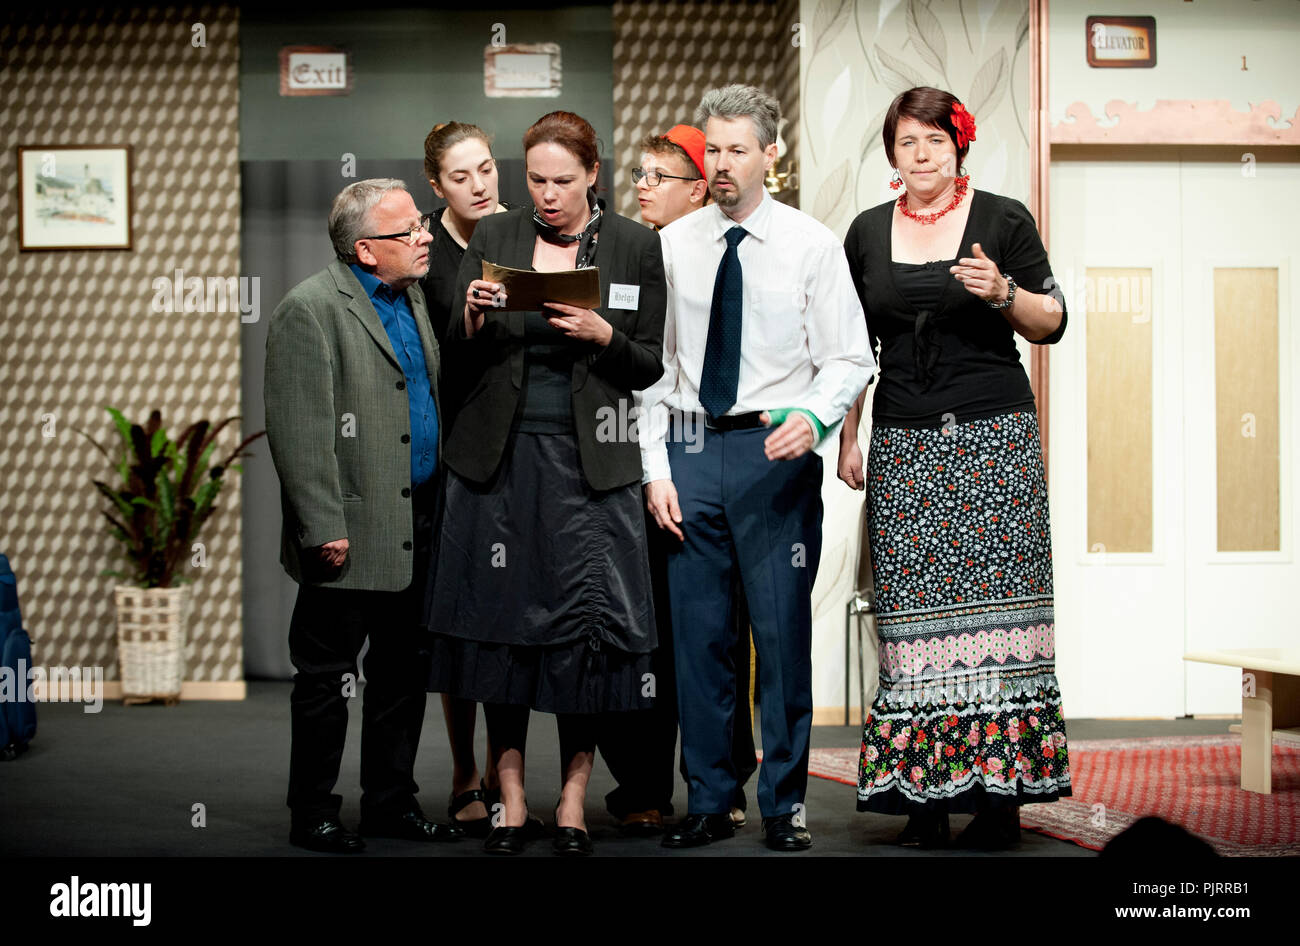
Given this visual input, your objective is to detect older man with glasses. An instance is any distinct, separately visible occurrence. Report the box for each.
[265,178,462,853]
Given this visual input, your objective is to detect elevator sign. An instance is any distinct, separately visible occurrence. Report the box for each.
[1086,16,1157,68]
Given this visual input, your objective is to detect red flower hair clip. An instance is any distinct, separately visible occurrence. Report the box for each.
[951,102,976,149]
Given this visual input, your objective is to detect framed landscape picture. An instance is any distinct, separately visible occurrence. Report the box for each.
[18,145,133,251]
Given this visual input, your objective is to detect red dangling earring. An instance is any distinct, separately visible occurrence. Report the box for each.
[889,170,902,191]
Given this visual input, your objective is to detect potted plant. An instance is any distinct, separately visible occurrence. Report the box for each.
[76,407,264,704]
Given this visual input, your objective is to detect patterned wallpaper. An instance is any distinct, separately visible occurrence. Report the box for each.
[0,6,244,683]
[799,0,1032,239]
[799,0,1033,714]
[611,0,801,221]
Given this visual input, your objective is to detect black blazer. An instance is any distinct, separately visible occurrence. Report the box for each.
[443,205,666,490]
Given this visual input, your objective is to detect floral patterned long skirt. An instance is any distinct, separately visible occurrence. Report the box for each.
[857,410,1072,815]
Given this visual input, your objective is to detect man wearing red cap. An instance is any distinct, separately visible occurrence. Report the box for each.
[633,125,709,229]
[595,125,758,839]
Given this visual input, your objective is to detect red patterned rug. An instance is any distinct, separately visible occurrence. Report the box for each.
[807,735,1300,856]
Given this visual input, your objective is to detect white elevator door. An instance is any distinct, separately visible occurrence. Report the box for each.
[1049,147,1299,718]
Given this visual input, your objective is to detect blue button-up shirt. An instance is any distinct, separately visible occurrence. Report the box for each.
[349,264,438,486]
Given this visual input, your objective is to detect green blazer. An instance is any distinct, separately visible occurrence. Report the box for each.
[264,259,442,591]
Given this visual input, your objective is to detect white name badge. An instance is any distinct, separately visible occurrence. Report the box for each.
[608,283,640,310]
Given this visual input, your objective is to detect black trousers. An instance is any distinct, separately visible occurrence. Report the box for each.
[285,485,436,825]
[595,512,758,818]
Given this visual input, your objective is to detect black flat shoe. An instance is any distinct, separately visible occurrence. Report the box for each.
[896,810,950,848]
[553,798,593,856]
[448,780,492,839]
[553,826,593,856]
[662,813,735,849]
[954,807,1021,850]
[359,808,464,842]
[762,813,812,851]
[290,818,366,854]
[484,825,529,855]
[485,786,546,839]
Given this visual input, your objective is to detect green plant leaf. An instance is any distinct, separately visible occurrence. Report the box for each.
[196,441,218,481]
[158,472,176,531]
[194,478,221,521]
[150,428,168,457]
[94,481,135,521]
[105,406,131,445]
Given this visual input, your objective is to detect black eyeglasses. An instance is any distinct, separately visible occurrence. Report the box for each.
[632,167,702,187]
[362,213,434,246]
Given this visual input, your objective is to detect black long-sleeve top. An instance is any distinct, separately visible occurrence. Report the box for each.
[843,189,1066,429]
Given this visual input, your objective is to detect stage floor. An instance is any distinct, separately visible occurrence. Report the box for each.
[1,682,1236,858]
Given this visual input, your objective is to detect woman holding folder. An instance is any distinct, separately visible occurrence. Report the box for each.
[426,110,667,856]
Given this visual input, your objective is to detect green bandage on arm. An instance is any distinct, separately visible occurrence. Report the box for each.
[765,406,828,444]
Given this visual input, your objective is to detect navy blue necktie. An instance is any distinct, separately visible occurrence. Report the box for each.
[700,226,747,418]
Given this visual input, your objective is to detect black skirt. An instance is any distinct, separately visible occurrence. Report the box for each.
[425,431,656,714]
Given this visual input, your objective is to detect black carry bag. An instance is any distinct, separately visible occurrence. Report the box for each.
[0,554,36,760]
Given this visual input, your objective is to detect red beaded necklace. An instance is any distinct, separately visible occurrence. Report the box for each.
[898,175,970,225]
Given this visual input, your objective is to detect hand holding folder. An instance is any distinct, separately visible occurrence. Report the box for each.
[481,261,601,311]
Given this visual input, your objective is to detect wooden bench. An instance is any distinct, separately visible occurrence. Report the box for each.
[1183,648,1300,794]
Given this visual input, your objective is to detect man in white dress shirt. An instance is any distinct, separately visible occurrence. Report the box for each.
[640,85,876,851]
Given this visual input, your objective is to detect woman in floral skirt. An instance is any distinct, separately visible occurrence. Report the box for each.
[839,87,1071,849]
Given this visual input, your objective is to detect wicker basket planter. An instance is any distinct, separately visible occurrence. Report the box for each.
[114,585,189,705]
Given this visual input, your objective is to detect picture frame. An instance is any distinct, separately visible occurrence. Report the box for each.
[17,144,133,251]
[484,43,562,98]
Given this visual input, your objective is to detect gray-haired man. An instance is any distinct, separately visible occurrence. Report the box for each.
[265,178,461,852]
[641,86,875,850]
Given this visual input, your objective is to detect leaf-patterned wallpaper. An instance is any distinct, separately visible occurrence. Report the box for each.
[800,0,1032,239]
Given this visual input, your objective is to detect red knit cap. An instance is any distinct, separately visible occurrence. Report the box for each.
[663,124,706,179]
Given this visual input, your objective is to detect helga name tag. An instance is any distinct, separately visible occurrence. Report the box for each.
[609,283,640,310]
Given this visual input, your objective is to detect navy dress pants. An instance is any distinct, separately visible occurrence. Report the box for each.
[666,425,822,818]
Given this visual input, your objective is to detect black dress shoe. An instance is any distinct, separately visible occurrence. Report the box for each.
[289,818,366,854]
[662,813,735,849]
[762,813,812,851]
[484,825,529,855]
[359,808,464,842]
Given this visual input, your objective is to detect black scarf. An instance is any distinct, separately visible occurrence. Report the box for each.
[532,188,602,269]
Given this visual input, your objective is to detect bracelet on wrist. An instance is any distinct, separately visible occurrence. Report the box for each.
[987,273,1017,310]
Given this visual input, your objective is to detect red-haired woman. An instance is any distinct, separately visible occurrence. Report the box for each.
[840,87,1071,849]
[426,111,666,856]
